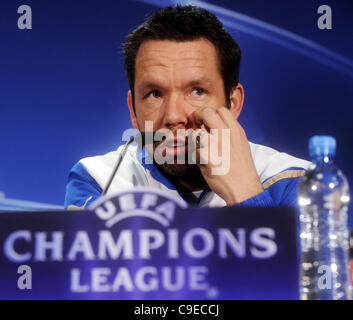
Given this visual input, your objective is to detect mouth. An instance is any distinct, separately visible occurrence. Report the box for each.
[155,138,189,158]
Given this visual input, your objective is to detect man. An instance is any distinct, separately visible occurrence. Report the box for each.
[64,5,309,209]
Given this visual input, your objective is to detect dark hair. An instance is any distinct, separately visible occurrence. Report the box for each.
[123,5,241,108]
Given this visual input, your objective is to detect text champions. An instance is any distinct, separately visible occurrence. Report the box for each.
[3,227,277,294]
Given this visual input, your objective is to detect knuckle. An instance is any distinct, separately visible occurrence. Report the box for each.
[203,106,216,114]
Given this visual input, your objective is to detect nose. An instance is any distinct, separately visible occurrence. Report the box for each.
[162,93,189,129]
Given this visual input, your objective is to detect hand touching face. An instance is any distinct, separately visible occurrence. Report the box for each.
[127,38,263,203]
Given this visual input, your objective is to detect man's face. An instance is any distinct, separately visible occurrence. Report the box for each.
[128,38,229,178]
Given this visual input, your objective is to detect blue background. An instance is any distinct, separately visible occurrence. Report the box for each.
[0,0,352,225]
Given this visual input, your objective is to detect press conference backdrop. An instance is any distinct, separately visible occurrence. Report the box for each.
[0,1,352,224]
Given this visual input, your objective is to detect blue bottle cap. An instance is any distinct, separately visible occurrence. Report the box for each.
[309,135,336,158]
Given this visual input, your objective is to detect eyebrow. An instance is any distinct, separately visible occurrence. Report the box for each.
[137,81,165,93]
[137,76,214,93]
[187,77,214,88]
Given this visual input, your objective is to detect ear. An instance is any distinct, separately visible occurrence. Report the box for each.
[229,83,245,120]
[127,90,139,130]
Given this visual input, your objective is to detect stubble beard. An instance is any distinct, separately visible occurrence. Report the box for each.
[151,141,204,182]
[158,161,202,179]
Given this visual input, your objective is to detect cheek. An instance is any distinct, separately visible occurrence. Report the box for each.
[214,81,230,107]
[135,108,163,132]
[207,95,229,111]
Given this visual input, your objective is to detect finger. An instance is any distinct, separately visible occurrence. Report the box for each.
[217,107,248,141]
[192,106,227,130]
[190,127,209,149]
[189,128,210,165]
[216,107,237,128]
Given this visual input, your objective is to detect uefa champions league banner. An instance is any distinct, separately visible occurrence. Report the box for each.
[0,188,299,299]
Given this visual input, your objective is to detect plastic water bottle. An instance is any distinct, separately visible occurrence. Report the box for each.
[298,136,351,300]
[349,230,353,288]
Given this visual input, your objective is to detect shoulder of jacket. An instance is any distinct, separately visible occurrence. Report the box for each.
[79,144,142,189]
[249,142,311,186]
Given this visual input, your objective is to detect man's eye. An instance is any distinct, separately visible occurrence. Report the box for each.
[192,88,205,96]
[146,90,161,99]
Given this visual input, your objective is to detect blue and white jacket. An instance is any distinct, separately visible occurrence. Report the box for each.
[64,142,310,209]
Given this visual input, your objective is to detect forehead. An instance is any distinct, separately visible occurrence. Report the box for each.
[135,38,220,78]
